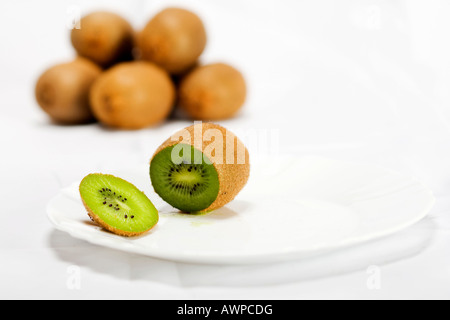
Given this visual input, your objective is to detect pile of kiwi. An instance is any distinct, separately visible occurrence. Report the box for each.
[80,123,250,237]
[35,8,247,129]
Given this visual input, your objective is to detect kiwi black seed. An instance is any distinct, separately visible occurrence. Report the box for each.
[150,123,250,213]
[79,174,159,237]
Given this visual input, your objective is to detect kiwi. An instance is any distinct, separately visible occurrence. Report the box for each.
[35,57,102,124]
[79,174,159,237]
[90,61,176,130]
[71,11,134,68]
[150,123,250,213]
[178,63,247,120]
[138,8,207,74]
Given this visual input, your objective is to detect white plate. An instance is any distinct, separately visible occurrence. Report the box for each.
[47,156,435,265]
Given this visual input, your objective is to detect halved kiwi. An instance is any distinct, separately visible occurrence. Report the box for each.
[79,174,159,237]
[151,144,220,212]
[150,123,250,213]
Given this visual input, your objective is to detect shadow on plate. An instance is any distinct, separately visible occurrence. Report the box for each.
[48,217,436,287]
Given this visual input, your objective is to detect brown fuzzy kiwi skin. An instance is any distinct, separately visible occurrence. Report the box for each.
[138,8,207,74]
[178,63,247,121]
[79,174,158,237]
[35,57,102,124]
[71,11,135,68]
[90,61,176,130]
[151,123,250,213]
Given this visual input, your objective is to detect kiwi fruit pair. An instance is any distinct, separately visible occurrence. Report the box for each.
[70,8,207,75]
[35,58,175,129]
[80,123,249,236]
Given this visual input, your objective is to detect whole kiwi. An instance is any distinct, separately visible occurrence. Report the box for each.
[90,61,175,130]
[71,11,134,68]
[138,8,207,74]
[178,63,247,120]
[35,57,102,124]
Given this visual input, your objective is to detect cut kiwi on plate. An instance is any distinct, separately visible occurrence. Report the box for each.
[79,174,159,237]
[150,123,250,213]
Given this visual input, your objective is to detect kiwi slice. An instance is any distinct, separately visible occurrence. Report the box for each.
[150,123,250,213]
[79,174,159,237]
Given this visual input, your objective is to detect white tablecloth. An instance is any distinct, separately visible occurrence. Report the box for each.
[1,0,450,299]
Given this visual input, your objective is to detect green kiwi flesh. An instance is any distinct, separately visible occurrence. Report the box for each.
[79,174,158,236]
[150,144,220,213]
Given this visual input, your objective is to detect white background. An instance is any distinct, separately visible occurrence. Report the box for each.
[1,0,450,299]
